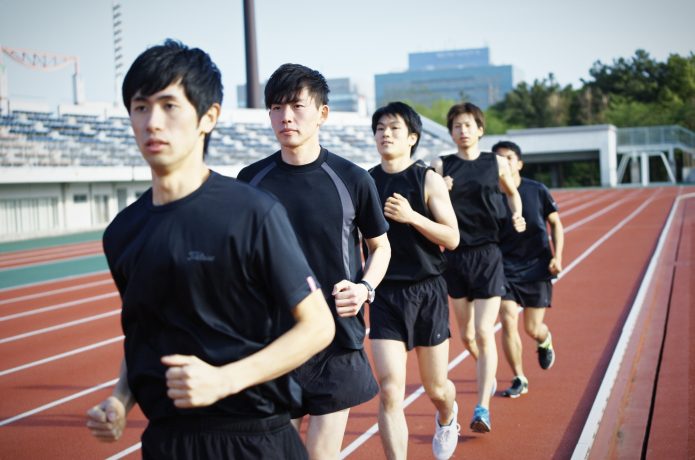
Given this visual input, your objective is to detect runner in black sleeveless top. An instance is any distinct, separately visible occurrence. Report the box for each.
[368,102,461,460]
[431,102,525,434]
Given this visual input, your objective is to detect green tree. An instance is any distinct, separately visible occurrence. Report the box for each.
[412,98,455,126]
[584,50,695,129]
[586,49,663,103]
[490,74,574,128]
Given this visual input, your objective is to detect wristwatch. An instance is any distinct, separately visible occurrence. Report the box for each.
[359,280,376,303]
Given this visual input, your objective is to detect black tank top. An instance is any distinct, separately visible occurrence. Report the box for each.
[441,152,505,247]
[369,160,446,281]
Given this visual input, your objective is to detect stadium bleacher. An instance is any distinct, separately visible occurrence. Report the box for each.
[0,107,455,168]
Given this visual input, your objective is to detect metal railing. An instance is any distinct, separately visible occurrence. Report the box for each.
[618,125,695,151]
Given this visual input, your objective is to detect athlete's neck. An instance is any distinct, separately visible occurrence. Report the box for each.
[381,155,414,174]
[280,141,321,166]
[151,162,210,205]
[457,145,481,161]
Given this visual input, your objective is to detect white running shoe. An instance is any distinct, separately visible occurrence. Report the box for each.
[432,401,460,460]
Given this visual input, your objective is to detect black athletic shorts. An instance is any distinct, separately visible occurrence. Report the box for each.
[290,344,378,418]
[502,279,553,308]
[443,243,507,300]
[141,413,307,460]
[369,275,450,351]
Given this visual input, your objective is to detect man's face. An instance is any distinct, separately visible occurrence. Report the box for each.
[496,147,522,174]
[374,113,418,159]
[450,112,483,150]
[268,87,327,150]
[129,82,212,173]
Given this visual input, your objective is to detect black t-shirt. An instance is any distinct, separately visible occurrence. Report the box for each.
[499,177,558,282]
[440,152,506,247]
[369,160,446,281]
[238,148,389,350]
[103,171,318,422]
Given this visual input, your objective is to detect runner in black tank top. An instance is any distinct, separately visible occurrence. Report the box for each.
[368,102,461,460]
[431,102,525,435]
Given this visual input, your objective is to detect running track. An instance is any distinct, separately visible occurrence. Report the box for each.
[0,186,693,459]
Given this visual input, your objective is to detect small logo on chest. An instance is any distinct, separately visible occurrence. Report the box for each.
[187,251,215,262]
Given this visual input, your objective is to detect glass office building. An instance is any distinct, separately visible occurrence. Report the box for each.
[375,47,516,110]
[237,78,365,113]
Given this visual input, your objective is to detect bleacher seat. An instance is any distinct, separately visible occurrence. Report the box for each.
[0,108,455,168]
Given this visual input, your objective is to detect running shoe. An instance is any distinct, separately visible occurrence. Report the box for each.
[470,404,491,433]
[433,401,460,460]
[502,376,529,398]
[538,332,556,370]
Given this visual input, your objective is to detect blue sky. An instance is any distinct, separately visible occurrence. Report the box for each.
[1,0,694,112]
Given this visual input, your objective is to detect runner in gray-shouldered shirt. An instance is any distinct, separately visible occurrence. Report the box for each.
[238,63,391,460]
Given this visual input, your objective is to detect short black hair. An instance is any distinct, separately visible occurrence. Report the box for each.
[371,101,422,156]
[264,63,329,109]
[122,39,223,154]
[492,140,522,160]
[446,102,485,134]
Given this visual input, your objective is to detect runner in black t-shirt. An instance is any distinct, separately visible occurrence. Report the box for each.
[238,63,391,460]
[368,102,461,460]
[85,41,334,460]
[493,141,564,399]
[431,102,525,434]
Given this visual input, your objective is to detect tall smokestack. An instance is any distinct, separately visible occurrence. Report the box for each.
[243,0,260,108]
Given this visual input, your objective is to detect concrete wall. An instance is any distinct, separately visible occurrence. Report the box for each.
[481,124,618,187]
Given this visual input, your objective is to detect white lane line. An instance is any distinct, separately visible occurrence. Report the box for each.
[106,443,142,460]
[0,278,113,306]
[558,191,658,279]
[0,292,118,322]
[560,189,634,218]
[0,244,103,267]
[0,310,120,344]
[0,378,118,427]
[341,189,662,457]
[0,241,101,260]
[0,336,123,377]
[6,188,665,457]
[0,253,106,273]
[570,191,695,460]
[340,344,479,459]
[0,270,111,294]
[563,190,644,232]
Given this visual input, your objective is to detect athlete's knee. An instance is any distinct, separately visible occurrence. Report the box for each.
[379,380,405,412]
[474,329,495,349]
[500,304,518,327]
[424,378,453,405]
[460,333,477,353]
[525,321,546,341]
[501,316,518,338]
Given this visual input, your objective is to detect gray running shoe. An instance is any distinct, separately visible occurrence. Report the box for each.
[502,376,529,398]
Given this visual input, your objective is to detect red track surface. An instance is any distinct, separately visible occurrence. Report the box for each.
[1,186,693,459]
[0,241,103,270]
